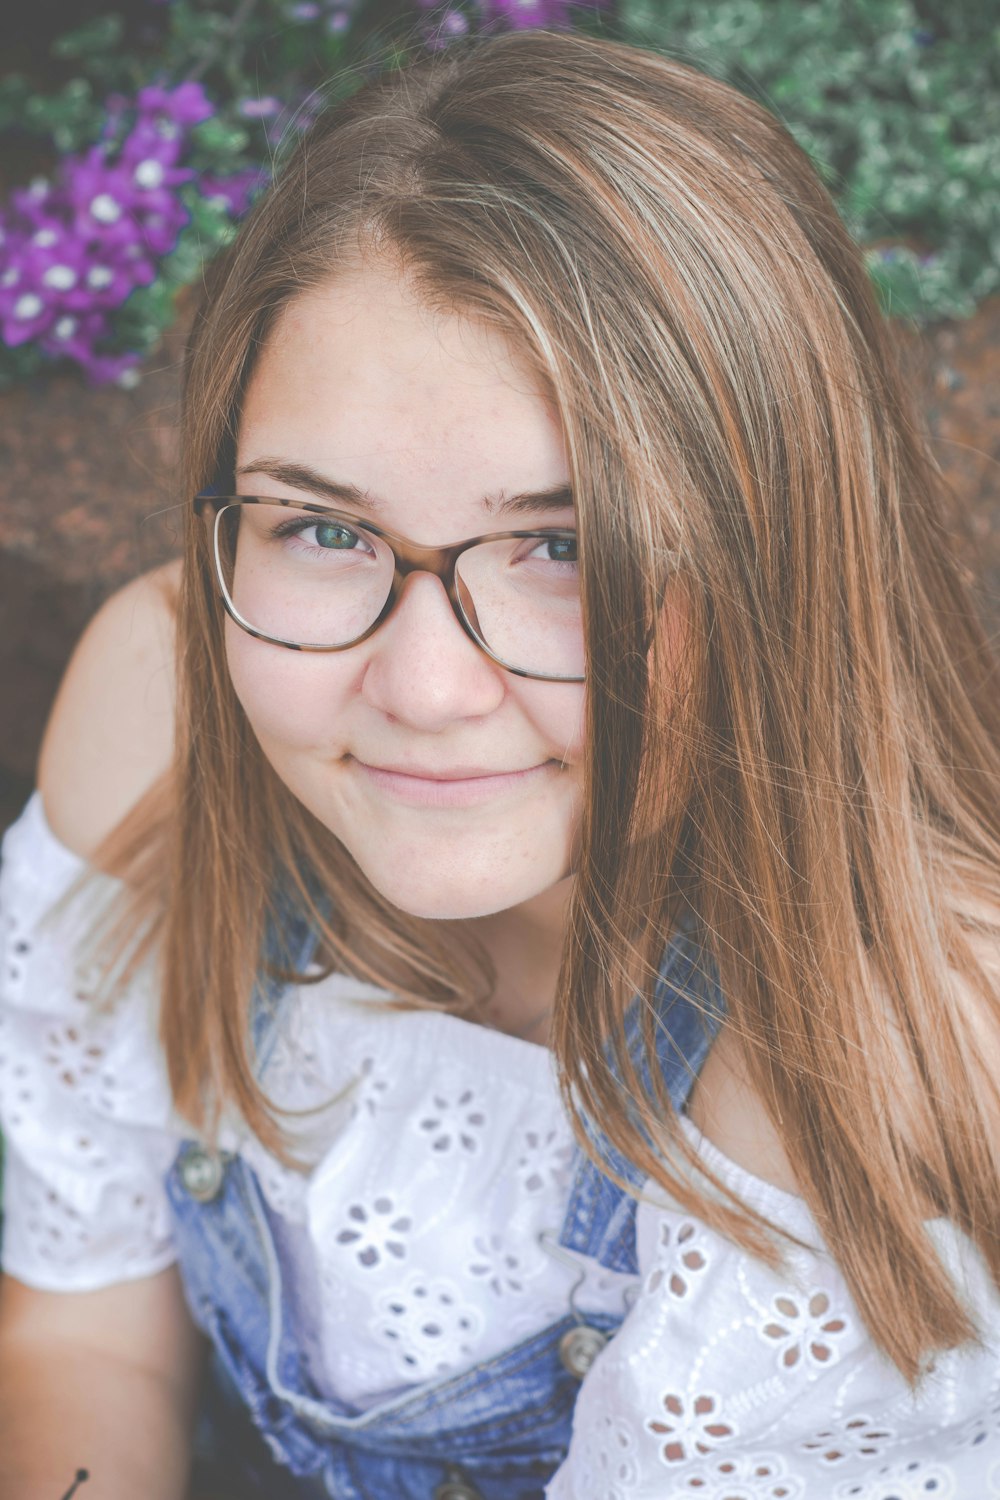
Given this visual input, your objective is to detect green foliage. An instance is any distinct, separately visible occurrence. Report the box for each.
[0,75,105,154]
[618,0,1000,320]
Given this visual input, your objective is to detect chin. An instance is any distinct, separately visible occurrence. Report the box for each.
[363,878,522,923]
[353,855,565,923]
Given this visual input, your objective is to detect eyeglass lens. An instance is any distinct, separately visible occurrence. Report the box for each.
[215,503,584,679]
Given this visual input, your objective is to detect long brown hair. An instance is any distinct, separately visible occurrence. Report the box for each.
[100,30,1000,1383]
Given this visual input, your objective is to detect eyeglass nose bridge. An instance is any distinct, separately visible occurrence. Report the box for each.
[374,534,490,659]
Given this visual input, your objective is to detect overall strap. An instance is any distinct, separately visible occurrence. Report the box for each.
[249,882,326,1075]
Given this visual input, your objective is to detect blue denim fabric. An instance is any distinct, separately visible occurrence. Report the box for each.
[170,910,724,1499]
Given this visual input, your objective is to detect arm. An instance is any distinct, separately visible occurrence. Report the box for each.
[0,1269,205,1500]
[0,559,194,1497]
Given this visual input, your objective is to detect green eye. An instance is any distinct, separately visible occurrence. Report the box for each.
[314,521,360,549]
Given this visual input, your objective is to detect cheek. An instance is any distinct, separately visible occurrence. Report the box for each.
[513,679,587,766]
[224,624,351,754]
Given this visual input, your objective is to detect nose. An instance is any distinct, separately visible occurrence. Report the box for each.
[360,570,506,730]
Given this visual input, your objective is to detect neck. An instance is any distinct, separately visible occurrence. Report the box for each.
[457,876,575,1044]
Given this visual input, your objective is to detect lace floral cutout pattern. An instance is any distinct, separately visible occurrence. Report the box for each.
[0,1051,34,1131]
[760,1289,849,1371]
[371,1272,484,1380]
[334,1196,412,1268]
[679,1451,804,1498]
[564,1408,643,1499]
[645,1219,709,1301]
[13,1169,171,1271]
[351,1055,390,1117]
[645,1391,736,1465]
[40,1019,122,1118]
[954,1393,1000,1455]
[516,1125,574,1194]
[2,918,31,1001]
[467,1232,528,1295]
[417,1088,486,1155]
[799,1414,895,1467]
[19,1177,91,1265]
[833,1456,958,1500]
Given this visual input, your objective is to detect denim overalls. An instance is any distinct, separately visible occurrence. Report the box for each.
[166,911,723,1500]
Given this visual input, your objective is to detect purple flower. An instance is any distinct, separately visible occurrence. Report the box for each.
[61,145,191,258]
[238,95,283,119]
[80,349,143,386]
[0,200,158,354]
[120,117,186,171]
[480,0,574,26]
[0,270,56,347]
[82,250,155,307]
[0,79,215,377]
[136,81,214,128]
[0,222,56,345]
[38,309,105,362]
[471,0,609,26]
[9,178,57,227]
[288,0,360,23]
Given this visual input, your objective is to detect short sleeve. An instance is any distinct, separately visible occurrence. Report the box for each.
[0,794,180,1290]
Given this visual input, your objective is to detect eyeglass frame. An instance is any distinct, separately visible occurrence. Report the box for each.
[192,491,587,683]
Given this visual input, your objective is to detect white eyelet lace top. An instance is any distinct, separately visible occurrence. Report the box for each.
[1,793,998,1499]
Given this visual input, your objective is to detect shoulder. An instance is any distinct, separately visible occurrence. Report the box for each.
[687,901,1000,1201]
[684,1023,802,1195]
[37,558,181,861]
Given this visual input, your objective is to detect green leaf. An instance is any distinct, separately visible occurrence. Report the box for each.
[186,191,240,246]
[190,116,252,160]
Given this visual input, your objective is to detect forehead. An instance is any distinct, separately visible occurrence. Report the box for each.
[236,266,568,525]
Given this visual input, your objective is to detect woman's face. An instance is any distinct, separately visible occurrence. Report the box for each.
[230,262,585,921]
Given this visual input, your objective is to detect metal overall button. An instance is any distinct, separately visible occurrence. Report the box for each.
[558,1323,608,1379]
[177,1144,225,1203]
[433,1467,484,1500]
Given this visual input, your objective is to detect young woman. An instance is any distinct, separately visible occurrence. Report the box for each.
[0,29,998,1500]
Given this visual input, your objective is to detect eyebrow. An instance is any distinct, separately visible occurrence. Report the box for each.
[235,459,575,518]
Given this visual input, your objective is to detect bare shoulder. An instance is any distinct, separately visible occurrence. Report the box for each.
[948,889,1000,1121]
[686,899,1000,1200]
[684,1024,803,1195]
[37,558,181,860]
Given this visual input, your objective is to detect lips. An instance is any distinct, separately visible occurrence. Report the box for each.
[355,760,542,781]
[348,756,556,807]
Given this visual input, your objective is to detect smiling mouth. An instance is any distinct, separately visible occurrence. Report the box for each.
[349,757,557,807]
